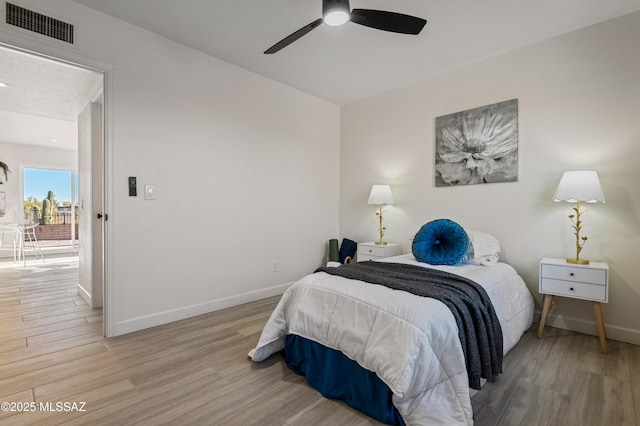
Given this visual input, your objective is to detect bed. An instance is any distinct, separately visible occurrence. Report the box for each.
[249,224,534,425]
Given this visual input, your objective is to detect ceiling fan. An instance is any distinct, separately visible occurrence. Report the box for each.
[264,0,427,54]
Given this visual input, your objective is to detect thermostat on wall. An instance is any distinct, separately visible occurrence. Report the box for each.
[128,177,137,196]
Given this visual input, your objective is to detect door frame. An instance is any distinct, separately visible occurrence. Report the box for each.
[0,40,113,337]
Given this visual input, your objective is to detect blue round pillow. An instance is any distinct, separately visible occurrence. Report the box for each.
[412,219,469,265]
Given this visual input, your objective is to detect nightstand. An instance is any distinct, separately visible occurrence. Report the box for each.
[357,242,402,262]
[537,257,609,353]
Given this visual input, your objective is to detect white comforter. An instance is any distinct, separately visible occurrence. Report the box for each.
[250,255,534,425]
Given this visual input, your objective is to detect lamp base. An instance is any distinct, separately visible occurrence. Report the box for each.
[375,241,388,246]
[566,258,589,265]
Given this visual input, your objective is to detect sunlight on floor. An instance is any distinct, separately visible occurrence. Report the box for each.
[0,253,79,270]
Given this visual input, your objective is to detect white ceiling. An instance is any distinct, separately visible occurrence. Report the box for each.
[0,45,102,150]
[71,0,640,105]
[1,1,639,151]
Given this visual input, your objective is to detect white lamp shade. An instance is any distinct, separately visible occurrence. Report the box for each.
[367,185,394,205]
[553,171,605,203]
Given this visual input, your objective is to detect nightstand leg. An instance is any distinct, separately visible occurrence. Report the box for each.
[537,294,554,338]
[592,302,608,354]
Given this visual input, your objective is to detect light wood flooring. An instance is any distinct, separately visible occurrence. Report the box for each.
[1,259,638,425]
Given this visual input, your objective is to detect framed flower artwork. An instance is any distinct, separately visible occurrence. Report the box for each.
[435,99,518,186]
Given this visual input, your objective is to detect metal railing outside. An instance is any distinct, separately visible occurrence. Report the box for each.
[23,208,79,225]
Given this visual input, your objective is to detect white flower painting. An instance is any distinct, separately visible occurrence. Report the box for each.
[435,99,518,186]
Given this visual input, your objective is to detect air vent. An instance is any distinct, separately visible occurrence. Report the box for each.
[5,2,74,44]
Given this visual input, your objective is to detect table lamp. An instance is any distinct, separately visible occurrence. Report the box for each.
[367,185,394,245]
[552,171,605,264]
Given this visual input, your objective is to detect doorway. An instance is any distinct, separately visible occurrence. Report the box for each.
[0,44,106,331]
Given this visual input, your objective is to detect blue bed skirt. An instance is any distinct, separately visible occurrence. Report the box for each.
[284,334,405,425]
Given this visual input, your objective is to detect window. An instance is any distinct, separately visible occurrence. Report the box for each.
[23,167,78,248]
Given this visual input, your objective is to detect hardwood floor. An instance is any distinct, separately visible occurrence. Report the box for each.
[1,259,638,425]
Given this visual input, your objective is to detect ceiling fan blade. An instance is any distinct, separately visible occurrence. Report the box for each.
[264,18,323,54]
[350,9,426,35]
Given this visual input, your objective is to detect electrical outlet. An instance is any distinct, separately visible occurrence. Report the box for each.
[272,260,279,273]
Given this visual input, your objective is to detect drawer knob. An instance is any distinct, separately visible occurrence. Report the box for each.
[369,249,373,253]
[569,273,575,276]
[570,287,574,291]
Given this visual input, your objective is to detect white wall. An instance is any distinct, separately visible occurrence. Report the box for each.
[0,0,340,336]
[340,12,640,344]
[0,141,77,230]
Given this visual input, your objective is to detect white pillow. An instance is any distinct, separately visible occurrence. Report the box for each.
[467,253,500,266]
[465,230,501,265]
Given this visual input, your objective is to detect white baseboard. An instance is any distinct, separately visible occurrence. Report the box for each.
[535,310,640,346]
[110,282,292,337]
[77,282,92,306]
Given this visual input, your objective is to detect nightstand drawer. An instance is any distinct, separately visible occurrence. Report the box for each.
[540,278,607,301]
[357,254,377,262]
[357,243,402,262]
[540,264,606,286]
[359,245,388,257]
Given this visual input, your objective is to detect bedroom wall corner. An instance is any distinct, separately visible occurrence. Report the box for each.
[339,11,640,346]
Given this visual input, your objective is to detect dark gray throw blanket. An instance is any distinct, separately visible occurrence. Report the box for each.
[315,261,503,390]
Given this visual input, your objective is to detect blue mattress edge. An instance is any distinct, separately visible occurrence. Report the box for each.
[284,334,405,426]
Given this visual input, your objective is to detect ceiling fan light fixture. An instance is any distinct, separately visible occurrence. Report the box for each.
[323,0,350,26]
[323,10,349,26]
[264,0,426,54]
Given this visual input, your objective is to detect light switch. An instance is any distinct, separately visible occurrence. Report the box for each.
[144,184,156,200]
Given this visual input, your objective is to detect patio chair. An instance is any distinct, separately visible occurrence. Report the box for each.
[0,223,22,262]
